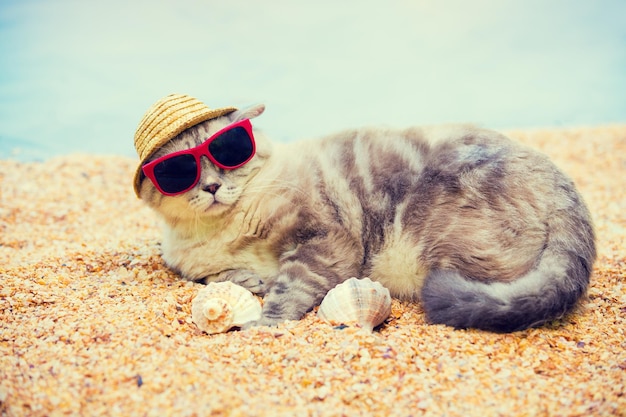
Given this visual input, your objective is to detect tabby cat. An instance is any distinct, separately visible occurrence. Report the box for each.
[137,103,595,332]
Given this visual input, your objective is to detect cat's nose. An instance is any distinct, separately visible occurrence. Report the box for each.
[202,183,221,194]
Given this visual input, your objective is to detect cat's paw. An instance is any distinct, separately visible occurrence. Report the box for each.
[241,316,283,329]
[220,270,266,295]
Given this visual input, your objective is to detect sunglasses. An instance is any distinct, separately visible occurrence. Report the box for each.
[142,118,256,196]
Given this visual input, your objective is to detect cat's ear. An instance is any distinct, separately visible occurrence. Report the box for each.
[229,104,266,122]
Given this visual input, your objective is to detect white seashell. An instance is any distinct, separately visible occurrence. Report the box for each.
[317,277,392,332]
[192,282,262,334]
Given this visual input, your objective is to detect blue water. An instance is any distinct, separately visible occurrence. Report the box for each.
[1,0,625,161]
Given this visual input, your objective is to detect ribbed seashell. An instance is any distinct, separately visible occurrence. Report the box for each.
[191,282,262,334]
[317,277,392,332]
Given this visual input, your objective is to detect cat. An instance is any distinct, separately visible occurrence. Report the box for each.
[137,104,596,333]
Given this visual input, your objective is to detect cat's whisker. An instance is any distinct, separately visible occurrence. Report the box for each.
[241,182,308,199]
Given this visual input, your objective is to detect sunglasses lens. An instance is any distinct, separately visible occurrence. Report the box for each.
[153,154,198,194]
[208,127,254,167]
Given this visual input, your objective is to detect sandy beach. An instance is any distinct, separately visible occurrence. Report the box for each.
[1,125,625,416]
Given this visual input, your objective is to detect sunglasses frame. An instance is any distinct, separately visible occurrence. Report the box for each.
[142,118,256,196]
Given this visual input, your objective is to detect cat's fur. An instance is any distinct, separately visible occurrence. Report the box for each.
[138,104,596,332]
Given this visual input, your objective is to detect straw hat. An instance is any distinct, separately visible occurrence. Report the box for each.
[132,93,237,196]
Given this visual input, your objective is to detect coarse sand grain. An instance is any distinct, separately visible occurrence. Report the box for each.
[1,125,625,416]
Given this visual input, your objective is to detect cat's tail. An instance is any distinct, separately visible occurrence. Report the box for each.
[421,230,596,333]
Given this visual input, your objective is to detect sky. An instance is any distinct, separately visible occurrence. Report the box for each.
[0,0,625,161]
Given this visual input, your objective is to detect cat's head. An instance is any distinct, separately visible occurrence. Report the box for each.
[137,104,272,222]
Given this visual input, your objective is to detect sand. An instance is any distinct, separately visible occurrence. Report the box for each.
[1,125,625,416]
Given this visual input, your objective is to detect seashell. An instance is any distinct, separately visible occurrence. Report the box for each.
[317,277,392,332]
[191,281,262,334]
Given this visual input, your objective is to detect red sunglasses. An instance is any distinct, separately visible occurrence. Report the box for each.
[142,118,256,196]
